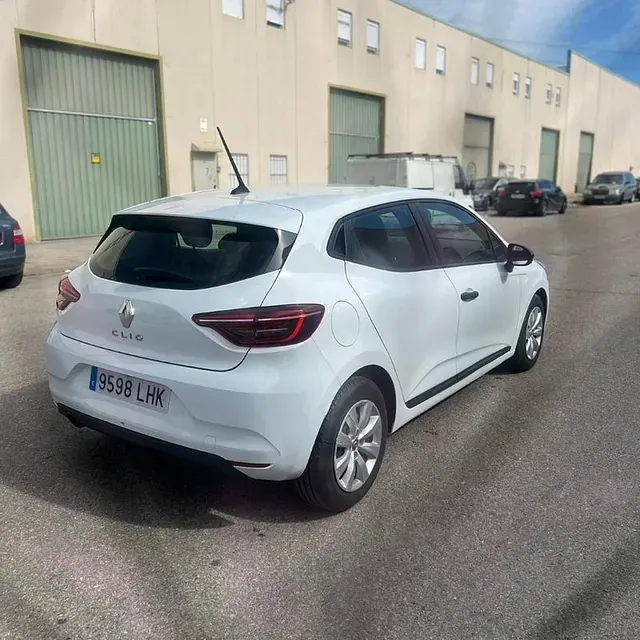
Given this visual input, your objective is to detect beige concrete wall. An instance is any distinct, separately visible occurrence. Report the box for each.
[2,0,640,241]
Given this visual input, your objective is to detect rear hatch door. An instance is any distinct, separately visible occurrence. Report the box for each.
[502,181,537,211]
[58,210,300,371]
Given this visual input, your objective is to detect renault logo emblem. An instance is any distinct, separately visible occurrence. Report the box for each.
[118,300,135,329]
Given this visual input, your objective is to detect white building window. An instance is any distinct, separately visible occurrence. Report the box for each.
[415,38,426,69]
[366,20,380,54]
[222,0,243,18]
[486,62,494,87]
[520,165,526,178]
[545,83,553,104]
[513,72,520,96]
[470,57,479,84]
[229,154,249,189]
[555,87,562,107]
[507,164,515,177]
[269,155,288,185]
[525,76,532,99]
[337,10,352,46]
[436,45,446,75]
[266,0,284,28]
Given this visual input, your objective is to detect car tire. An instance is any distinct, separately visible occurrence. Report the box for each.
[505,294,546,374]
[294,376,388,513]
[0,271,24,289]
[559,198,567,214]
[537,200,549,217]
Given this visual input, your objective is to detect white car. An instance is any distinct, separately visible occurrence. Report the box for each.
[46,186,549,513]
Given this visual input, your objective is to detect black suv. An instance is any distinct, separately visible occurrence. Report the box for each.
[0,203,26,289]
[496,179,567,217]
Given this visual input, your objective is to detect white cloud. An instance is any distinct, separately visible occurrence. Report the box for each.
[396,0,597,63]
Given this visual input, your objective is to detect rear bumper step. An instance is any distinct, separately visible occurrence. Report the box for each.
[57,403,241,474]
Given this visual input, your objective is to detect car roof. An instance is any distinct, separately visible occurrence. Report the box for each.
[118,185,461,233]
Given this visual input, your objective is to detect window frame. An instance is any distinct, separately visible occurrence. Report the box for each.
[545,83,553,104]
[269,154,288,185]
[435,45,446,75]
[555,86,562,107]
[513,72,520,96]
[415,38,427,70]
[337,9,352,46]
[222,0,244,19]
[470,57,479,85]
[412,199,509,269]
[486,62,494,87]
[525,76,532,99]
[266,0,285,28]
[327,201,436,273]
[366,19,380,54]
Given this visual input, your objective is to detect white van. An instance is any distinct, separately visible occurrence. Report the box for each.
[346,153,475,209]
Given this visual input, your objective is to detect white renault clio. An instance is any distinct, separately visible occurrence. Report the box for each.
[46,185,549,512]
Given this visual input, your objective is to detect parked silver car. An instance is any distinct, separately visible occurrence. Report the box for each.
[583,172,637,205]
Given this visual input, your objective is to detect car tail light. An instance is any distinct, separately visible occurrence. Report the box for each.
[530,189,543,199]
[12,223,24,245]
[56,275,81,311]
[499,190,507,198]
[192,304,325,348]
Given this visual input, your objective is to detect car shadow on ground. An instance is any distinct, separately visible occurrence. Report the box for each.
[0,381,331,529]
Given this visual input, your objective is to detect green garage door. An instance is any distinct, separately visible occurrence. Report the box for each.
[462,114,494,181]
[539,128,560,183]
[329,88,384,184]
[22,37,163,239]
[576,132,594,193]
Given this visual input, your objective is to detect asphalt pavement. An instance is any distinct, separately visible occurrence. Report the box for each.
[1,203,640,640]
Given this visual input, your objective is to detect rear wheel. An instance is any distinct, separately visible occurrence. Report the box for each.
[505,294,546,373]
[0,271,23,289]
[559,198,567,214]
[537,200,549,217]
[295,377,388,513]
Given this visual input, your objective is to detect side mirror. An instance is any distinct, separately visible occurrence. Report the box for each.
[505,243,534,273]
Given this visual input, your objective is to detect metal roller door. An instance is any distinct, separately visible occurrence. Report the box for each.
[576,132,594,192]
[329,88,384,184]
[462,114,494,181]
[539,128,560,183]
[21,37,164,239]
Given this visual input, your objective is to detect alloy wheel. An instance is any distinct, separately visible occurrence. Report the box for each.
[525,306,544,360]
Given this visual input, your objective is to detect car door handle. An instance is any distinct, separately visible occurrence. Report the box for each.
[460,289,479,302]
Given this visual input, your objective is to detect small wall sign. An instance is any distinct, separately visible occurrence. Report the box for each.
[91,153,101,165]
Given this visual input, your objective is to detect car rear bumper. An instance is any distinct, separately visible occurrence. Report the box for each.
[496,201,544,215]
[0,255,25,277]
[45,324,341,481]
[583,194,620,204]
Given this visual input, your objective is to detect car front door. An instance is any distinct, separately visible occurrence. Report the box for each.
[341,202,460,405]
[414,200,524,374]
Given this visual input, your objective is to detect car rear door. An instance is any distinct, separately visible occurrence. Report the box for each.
[341,202,460,406]
[414,200,523,374]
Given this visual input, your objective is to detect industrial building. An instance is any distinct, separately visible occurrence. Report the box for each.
[2,0,640,241]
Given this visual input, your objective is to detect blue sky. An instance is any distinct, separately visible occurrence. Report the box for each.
[397,0,640,85]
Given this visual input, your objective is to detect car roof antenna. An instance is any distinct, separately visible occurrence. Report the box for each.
[216,127,250,196]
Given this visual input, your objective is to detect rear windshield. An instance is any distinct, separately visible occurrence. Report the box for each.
[89,214,296,290]
[505,181,536,192]
[593,174,622,184]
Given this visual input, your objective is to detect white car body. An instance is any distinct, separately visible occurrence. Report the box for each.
[45,186,548,500]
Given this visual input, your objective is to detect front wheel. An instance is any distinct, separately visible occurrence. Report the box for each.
[559,198,567,214]
[505,294,546,373]
[295,377,388,512]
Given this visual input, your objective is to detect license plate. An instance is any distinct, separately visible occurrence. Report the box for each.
[511,194,525,199]
[89,367,171,413]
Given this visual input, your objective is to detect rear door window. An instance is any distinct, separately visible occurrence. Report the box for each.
[343,204,431,271]
[89,215,296,290]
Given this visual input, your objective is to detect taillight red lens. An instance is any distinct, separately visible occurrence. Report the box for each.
[192,304,325,348]
[499,190,507,198]
[56,275,81,311]
[12,223,24,245]
[530,189,543,199]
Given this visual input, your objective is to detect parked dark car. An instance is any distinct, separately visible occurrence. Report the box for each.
[496,179,567,217]
[635,177,640,201]
[0,203,26,289]
[471,177,512,211]
[583,171,637,205]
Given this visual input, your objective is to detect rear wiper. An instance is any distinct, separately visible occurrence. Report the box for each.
[132,267,195,284]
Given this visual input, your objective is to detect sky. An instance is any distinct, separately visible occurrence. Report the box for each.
[397,0,640,85]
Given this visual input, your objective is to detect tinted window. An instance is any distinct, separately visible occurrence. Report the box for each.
[344,204,430,271]
[417,202,495,266]
[593,174,622,184]
[90,215,295,290]
[505,181,536,193]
